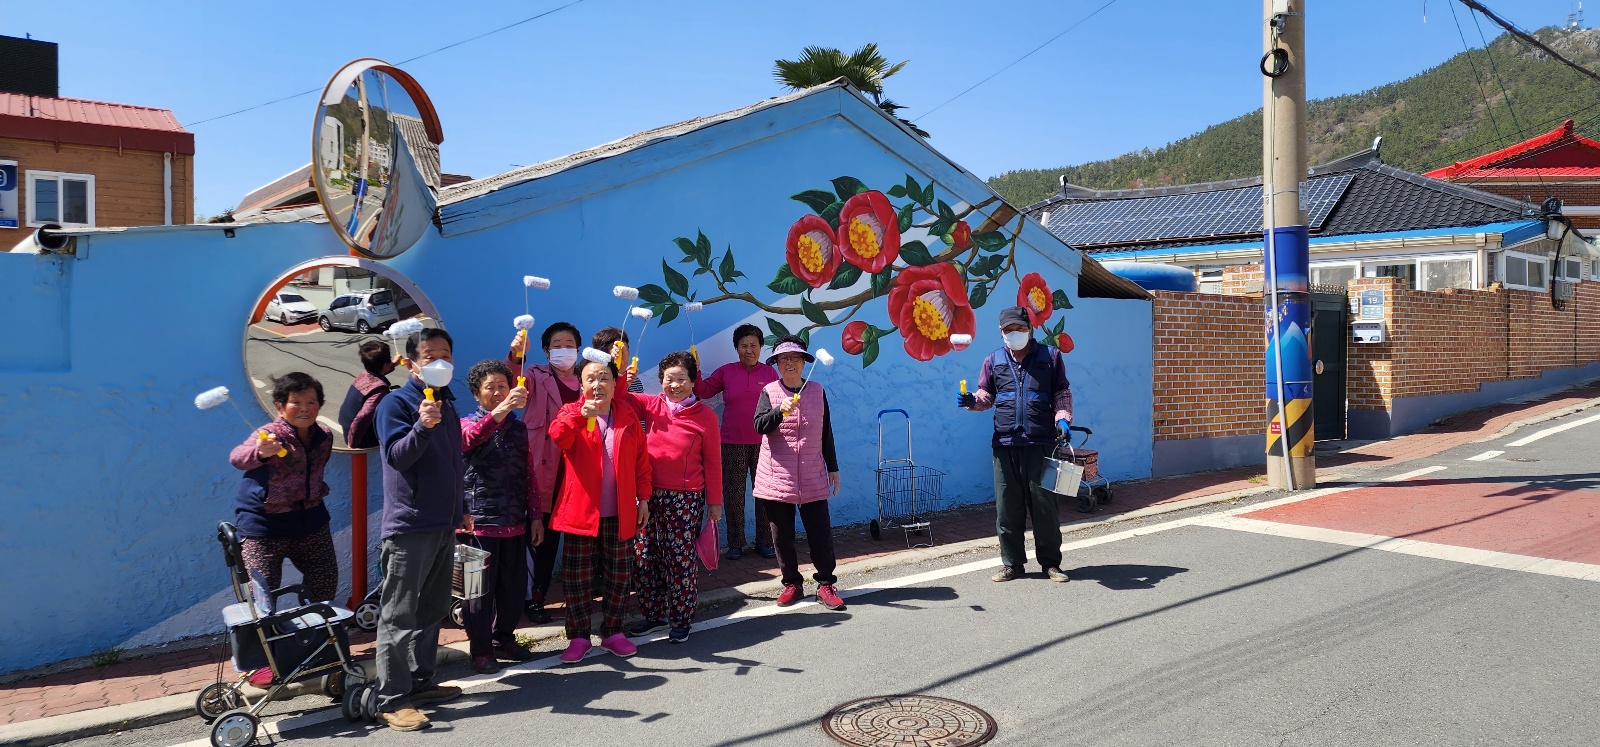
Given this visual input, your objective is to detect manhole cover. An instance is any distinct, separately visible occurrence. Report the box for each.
[822,695,997,747]
[1508,457,1540,462]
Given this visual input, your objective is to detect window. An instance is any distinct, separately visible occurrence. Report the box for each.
[1555,258,1583,282]
[1368,262,1417,289]
[1420,258,1474,291]
[1311,264,1358,288]
[26,171,95,228]
[1502,252,1549,291]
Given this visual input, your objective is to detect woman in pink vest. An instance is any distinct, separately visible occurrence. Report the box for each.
[751,336,844,610]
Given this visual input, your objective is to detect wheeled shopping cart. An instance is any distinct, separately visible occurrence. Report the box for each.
[871,409,947,548]
[1042,425,1114,513]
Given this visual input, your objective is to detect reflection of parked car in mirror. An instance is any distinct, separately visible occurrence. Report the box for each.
[318,289,400,333]
[264,292,317,325]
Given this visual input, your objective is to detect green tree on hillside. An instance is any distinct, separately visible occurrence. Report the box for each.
[774,43,929,137]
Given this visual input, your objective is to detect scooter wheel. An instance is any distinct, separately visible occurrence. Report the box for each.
[354,601,381,632]
[450,599,466,628]
[362,683,381,723]
[869,519,881,540]
[342,683,364,722]
[210,708,258,747]
[1093,485,1113,505]
[1076,493,1096,514]
[195,681,237,722]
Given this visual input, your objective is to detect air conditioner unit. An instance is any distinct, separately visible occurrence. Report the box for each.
[1555,279,1577,300]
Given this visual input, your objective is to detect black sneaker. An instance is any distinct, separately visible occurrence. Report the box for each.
[627,619,668,637]
[667,626,691,643]
[991,565,1025,582]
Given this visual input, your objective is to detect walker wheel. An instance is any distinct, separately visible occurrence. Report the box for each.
[450,599,466,628]
[342,683,364,722]
[354,600,381,631]
[869,519,881,541]
[1094,485,1113,505]
[195,681,237,722]
[321,670,345,699]
[362,681,381,722]
[209,708,259,747]
[1076,492,1096,514]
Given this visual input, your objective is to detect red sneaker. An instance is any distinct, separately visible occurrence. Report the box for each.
[775,584,802,606]
[815,584,845,610]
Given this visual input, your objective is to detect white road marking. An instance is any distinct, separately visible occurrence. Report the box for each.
[1466,450,1503,462]
[1197,516,1600,583]
[1505,412,1600,447]
[1383,465,1446,481]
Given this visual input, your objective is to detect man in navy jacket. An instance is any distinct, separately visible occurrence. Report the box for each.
[958,306,1074,584]
[372,327,467,731]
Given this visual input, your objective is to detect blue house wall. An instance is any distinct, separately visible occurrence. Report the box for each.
[0,86,1153,673]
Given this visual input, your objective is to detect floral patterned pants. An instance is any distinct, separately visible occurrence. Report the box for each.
[634,488,705,628]
[240,526,339,603]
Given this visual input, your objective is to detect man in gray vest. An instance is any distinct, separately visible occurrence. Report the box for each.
[958,306,1074,583]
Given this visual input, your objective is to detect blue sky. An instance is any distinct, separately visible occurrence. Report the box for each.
[6,0,1590,218]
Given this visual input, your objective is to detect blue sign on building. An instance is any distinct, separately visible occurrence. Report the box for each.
[0,161,18,228]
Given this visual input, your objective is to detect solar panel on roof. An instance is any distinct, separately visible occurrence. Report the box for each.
[1046,173,1353,247]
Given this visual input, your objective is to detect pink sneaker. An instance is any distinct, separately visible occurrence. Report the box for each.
[560,638,592,664]
[247,667,274,687]
[600,633,637,657]
[775,584,802,606]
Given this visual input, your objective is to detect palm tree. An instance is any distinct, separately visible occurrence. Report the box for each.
[773,44,929,137]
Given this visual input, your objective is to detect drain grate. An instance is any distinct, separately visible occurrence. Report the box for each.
[1507,457,1540,462]
[822,695,997,747]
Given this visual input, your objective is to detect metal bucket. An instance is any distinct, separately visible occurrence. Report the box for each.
[1040,455,1084,497]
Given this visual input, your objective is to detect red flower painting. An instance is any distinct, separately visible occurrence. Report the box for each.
[1017,272,1052,327]
[887,263,977,361]
[836,191,900,273]
[950,220,971,250]
[785,214,842,288]
[841,321,867,355]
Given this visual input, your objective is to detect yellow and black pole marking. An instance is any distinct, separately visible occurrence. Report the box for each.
[1266,396,1314,459]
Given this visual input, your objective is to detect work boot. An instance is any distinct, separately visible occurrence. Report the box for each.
[991,565,1024,582]
[380,707,430,731]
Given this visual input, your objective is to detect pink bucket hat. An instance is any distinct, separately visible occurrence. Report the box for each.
[765,339,814,365]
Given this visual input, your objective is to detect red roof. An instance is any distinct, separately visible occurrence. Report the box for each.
[1425,119,1600,179]
[0,92,194,155]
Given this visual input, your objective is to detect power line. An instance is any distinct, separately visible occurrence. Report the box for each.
[1455,0,1600,88]
[913,0,1120,123]
[185,0,588,128]
[1448,1,1507,145]
[1468,5,1550,198]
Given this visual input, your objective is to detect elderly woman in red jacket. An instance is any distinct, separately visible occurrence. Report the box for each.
[618,351,722,643]
[548,349,652,664]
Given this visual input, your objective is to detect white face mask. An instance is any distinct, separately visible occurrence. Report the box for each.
[1003,330,1031,351]
[548,348,578,369]
[419,359,454,388]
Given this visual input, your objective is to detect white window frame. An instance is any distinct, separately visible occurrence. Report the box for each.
[1554,256,1584,282]
[25,170,96,228]
[1500,250,1549,292]
[1309,261,1361,288]
[1418,254,1478,291]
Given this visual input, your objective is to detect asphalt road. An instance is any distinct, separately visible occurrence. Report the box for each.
[70,405,1600,746]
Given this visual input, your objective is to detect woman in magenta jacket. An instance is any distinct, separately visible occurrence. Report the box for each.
[751,336,843,611]
[618,351,723,643]
[695,324,778,560]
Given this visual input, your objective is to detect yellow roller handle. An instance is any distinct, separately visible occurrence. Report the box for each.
[587,417,597,431]
[691,344,700,366]
[783,393,800,418]
[424,388,435,402]
[517,376,526,387]
[259,430,287,458]
[630,356,639,375]
[960,379,968,394]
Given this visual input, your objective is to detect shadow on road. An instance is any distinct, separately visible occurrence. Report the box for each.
[1070,564,1189,590]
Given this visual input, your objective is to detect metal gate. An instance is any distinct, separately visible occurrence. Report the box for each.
[1310,290,1348,441]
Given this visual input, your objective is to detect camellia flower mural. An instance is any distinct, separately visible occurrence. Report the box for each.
[636,173,1073,367]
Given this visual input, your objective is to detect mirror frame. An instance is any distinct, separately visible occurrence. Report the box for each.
[311,58,445,259]
[244,256,444,452]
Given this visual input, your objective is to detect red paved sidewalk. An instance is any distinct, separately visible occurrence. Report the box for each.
[3,381,1595,729]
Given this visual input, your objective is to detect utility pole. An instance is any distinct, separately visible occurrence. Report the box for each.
[1262,0,1315,489]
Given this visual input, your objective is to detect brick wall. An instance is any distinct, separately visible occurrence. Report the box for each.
[1150,291,1263,441]
[1345,276,1600,411]
[1154,275,1600,442]
[1220,264,1263,296]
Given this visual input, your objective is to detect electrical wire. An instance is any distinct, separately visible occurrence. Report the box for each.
[184,0,589,128]
[1469,6,1551,199]
[1448,2,1507,152]
[913,0,1120,123]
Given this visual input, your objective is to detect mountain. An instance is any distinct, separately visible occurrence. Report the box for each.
[988,27,1600,207]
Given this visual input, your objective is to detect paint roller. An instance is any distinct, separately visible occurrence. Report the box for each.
[786,348,835,418]
[627,306,654,374]
[513,314,536,388]
[949,333,974,397]
[611,286,641,364]
[386,318,425,369]
[684,301,704,366]
[580,346,614,431]
[195,386,286,457]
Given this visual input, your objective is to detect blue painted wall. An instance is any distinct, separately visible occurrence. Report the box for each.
[0,87,1154,673]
